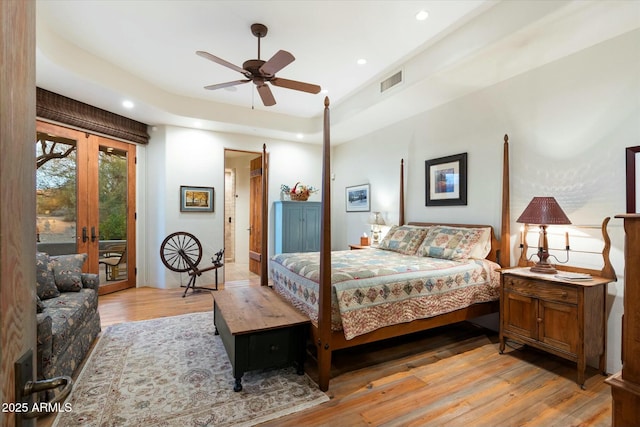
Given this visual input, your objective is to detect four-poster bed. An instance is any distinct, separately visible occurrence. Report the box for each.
[261,98,511,391]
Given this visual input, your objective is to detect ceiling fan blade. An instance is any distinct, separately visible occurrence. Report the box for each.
[196,51,247,75]
[204,80,251,90]
[256,84,276,106]
[259,50,295,76]
[270,77,321,94]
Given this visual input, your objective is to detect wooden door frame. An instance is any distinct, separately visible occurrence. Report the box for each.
[1,2,36,425]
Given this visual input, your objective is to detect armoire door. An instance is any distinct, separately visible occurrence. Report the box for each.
[36,120,136,294]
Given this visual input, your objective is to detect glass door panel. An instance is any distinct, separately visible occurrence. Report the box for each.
[98,145,128,285]
[36,131,79,255]
[94,136,136,294]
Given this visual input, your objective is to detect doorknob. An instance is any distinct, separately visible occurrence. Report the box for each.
[82,226,88,243]
[247,226,252,234]
[21,376,73,419]
[91,226,97,242]
[14,349,73,424]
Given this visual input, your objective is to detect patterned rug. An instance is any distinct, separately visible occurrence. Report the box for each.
[52,311,328,426]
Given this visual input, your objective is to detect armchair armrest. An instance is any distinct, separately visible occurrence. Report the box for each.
[81,273,100,292]
[36,313,53,379]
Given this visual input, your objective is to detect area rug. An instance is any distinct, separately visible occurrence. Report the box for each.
[53,311,328,427]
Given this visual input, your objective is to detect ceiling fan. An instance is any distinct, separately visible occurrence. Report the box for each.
[196,23,321,107]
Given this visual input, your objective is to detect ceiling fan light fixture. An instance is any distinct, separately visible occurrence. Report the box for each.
[196,23,321,107]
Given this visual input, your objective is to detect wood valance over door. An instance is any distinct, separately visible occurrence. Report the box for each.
[36,87,149,145]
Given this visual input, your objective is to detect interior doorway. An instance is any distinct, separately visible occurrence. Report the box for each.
[224,149,261,285]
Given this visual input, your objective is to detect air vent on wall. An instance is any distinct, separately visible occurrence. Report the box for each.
[380,70,403,93]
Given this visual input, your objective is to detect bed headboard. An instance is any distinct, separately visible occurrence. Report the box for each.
[407,222,501,265]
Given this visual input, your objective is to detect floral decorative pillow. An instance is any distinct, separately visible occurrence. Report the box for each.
[416,226,491,261]
[36,294,45,313]
[51,253,88,292]
[377,225,430,255]
[36,252,60,300]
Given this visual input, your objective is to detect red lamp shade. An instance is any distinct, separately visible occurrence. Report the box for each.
[516,197,571,225]
[517,197,571,274]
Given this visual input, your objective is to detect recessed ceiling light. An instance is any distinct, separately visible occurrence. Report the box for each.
[416,10,429,21]
[122,100,134,109]
[320,89,328,94]
[194,121,202,128]
[357,58,367,66]
[296,133,304,140]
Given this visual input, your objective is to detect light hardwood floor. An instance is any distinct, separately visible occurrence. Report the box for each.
[41,264,613,426]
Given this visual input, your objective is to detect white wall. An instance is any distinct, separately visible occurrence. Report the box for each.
[333,29,640,374]
[138,127,323,289]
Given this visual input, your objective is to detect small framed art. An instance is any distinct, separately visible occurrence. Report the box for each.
[180,186,214,212]
[346,184,370,212]
[425,153,467,206]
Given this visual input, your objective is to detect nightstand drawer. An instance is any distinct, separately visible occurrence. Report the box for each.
[504,275,577,304]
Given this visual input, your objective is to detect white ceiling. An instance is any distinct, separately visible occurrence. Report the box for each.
[35,1,640,144]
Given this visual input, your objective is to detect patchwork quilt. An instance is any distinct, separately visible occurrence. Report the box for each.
[270,249,500,340]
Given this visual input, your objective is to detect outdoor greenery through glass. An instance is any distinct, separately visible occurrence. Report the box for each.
[36,133,127,245]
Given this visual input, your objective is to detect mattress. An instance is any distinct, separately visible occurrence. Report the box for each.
[270,248,500,340]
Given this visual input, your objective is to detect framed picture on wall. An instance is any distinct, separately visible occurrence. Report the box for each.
[425,153,467,206]
[346,184,370,212]
[180,186,214,212]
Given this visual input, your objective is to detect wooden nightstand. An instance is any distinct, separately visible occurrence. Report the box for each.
[499,267,612,389]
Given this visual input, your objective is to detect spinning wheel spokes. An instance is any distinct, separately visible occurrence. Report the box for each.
[160,232,203,272]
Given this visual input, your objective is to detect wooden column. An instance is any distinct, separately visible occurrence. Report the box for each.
[607,214,640,426]
[317,97,332,391]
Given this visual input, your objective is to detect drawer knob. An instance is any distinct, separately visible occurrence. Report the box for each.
[270,345,279,352]
[561,291,568,298]
[537,317,543,323]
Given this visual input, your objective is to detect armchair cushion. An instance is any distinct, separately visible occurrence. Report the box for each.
[51,253,88,292]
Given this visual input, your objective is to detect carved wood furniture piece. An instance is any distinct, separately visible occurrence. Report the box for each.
[606,214,640,426]
[499,267,612,389]
[213,286,310,392]
[502,217,616,389]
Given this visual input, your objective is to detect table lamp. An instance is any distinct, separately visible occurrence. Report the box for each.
[369,212,386,245]
[516,197,571,274]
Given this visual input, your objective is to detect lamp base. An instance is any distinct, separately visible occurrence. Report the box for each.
[530,262,557,274]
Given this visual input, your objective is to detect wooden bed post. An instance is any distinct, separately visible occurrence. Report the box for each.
[501,135,511,267]
[399,159,405,226]
[317,97,333,391]
[260,143,269,286]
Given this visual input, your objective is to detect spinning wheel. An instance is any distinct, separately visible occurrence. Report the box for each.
[160,232,223,297]
[160,232,203,272]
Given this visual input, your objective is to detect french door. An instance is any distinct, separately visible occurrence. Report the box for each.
[36,120,136,294]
